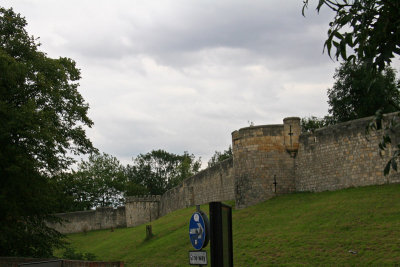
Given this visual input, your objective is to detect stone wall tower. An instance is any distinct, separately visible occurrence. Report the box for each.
[232,117,299,208]
[283,117,301,157]
[125,195,161,227]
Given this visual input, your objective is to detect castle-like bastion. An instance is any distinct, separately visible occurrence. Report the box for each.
[50,114,400,233]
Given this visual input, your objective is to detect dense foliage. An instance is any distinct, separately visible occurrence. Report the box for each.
[303,0,400,71]
[207,146,233,167]
[74,153,126,208]
[0,7,94,256]
[125,150,201,195]
[327,61,400,123]
[54,153,126,211]
[62,246,97,261]
[52,150,202,211]
[300,116,332,133]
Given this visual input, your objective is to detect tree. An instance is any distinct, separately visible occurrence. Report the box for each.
[301,116,333,133]
[207,146,233,167]
[303,0,400,71]
[125,150,201,195]
[73,153,126,208]
[0,7,95,257]
[327,61,400,123]
[52,153,126,212]
[51,172,93,213]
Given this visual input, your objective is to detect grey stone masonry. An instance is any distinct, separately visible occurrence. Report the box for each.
[125,195,161,227]
[232,117,301,209]
[295,114,400,192]
[159,158,234,216]
[48,206,126,234]
[50,114,400,233]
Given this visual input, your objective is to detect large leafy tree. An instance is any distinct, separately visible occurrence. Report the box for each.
[52,153,126,212]
[73,153,126,208]
[327,61,400,123]
[303,0,400,71]
[126,150,201,195]
[51,172,92,213]
[0,7,95,256]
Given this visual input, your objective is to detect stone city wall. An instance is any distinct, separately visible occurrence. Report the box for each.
[52,114,400,232]
[159,157,234,216]
[52,159,234,233]
[49,206,126,234]
[123,158,234,226]
[232,114,400,208]
[295,115,400,192]
[232,117,300,208]
[125,195,161,227]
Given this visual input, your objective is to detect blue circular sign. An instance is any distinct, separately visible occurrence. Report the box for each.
[189,211,209,250]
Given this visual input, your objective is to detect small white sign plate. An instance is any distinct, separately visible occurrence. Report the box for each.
[189,250,207,265]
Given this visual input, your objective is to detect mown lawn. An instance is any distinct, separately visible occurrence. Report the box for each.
[57,184,400,266]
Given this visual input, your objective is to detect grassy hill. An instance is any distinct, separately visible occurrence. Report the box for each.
[58,184,400,266]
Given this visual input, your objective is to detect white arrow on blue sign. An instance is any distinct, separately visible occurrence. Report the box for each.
[189,211,207,250]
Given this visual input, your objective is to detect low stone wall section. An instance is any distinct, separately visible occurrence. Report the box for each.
[50,159,234,233]
[48,206,126,234]
[296,115,400,192]
[125,195,161,227]
[159,158,234,216]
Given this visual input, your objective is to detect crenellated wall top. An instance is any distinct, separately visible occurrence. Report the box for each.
[232,124,284,141]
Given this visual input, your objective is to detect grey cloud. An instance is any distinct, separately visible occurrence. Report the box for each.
[57,0,334,70]
[2,0,338,166]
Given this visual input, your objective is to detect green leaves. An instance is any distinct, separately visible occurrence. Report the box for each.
[383,147,400,176]
[78,153,126,208]
[303,0,400,71]
[208,146,233,168]
[0,7,94,257]
[300,116,332,133]
[367,105,400,177]
[327,61,400,123]
[126,150,201,195]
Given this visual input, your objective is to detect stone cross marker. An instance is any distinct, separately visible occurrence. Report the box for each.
[288,125,293,148]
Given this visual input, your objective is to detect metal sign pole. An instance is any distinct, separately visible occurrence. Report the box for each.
[209,202,233,267]
[196,205,202,267]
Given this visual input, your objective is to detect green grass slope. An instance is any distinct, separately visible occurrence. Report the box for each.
[59,184,400,266]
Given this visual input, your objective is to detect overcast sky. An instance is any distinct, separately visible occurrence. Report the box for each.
[3,0,340,167]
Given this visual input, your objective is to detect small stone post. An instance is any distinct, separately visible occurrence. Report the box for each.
[145,225,153,239]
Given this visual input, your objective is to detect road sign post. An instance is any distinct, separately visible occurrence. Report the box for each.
[189,206,209,266]
[209,202,233,267]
